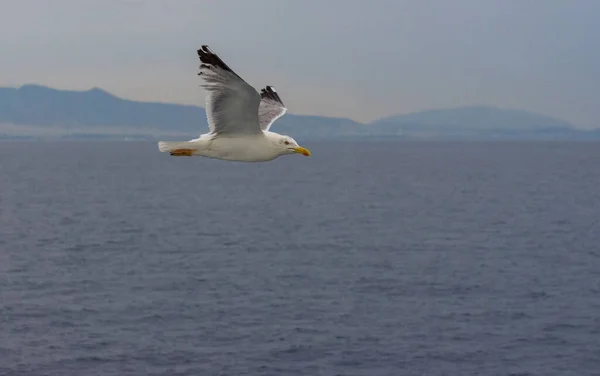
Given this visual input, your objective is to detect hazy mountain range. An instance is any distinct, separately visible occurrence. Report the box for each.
[1,84,598,140]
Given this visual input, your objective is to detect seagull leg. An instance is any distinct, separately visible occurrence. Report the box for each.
[170,149,196,156]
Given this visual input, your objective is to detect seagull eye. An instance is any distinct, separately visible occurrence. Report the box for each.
[284,141,290,145]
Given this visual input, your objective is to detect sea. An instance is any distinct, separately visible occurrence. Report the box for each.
[0,140,599,376]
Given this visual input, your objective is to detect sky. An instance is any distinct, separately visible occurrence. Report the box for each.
[1,0,599,128]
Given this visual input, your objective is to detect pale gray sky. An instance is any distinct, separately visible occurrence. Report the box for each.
[1,0,598,127]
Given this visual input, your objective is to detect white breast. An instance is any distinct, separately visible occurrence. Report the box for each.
[203,134,279,162]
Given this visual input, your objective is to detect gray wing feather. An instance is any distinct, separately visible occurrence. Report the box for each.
[197,45,262,136]
[258,86,287,131]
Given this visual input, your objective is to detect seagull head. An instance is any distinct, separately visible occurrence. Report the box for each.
[269,133,311,157]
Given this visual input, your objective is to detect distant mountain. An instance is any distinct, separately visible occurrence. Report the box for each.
[372,105,573,129]
[0,84,363,140]
[0,84,210,136]
[368,106,599,139]
[0,85,597,140]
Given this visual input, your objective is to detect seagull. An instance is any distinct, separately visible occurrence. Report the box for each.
[157,45,311,162]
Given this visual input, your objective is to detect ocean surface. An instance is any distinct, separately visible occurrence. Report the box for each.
[0,140,599,376]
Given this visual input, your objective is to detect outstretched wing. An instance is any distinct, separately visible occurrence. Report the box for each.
[258,86,287,131]
[197,45,262,135]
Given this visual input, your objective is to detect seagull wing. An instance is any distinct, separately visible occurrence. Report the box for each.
[197,45,262,136]
[258,86,287,131]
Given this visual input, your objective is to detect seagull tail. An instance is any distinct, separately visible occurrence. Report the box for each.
[157,141,196,152]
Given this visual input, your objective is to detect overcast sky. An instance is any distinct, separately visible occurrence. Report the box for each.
[1,0,598,127]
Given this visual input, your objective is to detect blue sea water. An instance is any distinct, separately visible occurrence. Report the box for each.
[0,140,599,376]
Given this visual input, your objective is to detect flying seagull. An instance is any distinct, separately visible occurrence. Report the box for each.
[158,45,311,162]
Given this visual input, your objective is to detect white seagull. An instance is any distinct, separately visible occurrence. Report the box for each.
[158,45,311,162]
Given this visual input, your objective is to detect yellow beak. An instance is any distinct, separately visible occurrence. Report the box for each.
[292,146,311,157]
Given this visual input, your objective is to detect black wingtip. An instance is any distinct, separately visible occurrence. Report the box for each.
[260,85,284,105]
[197,45,209,55]
[196,45,241,79]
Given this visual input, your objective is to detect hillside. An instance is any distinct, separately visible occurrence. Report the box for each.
[0,85,597,140]
[0,84,364,139]
[367,106,597,139]
[372,106,573,130]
